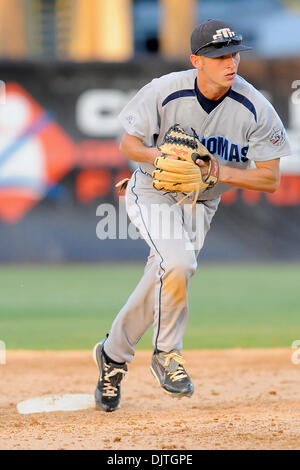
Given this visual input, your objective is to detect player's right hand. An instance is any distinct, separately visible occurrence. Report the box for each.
[195,158,209,178]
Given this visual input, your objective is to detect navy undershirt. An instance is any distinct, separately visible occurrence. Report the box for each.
[194,78,230,114]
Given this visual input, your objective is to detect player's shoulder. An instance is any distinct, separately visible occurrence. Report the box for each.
[232,75,274,111]
[150,69,197,94]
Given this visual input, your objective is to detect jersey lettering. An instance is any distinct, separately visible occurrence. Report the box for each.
[206,137,217,155]
[201,136,248,163]
[229,144,240,162]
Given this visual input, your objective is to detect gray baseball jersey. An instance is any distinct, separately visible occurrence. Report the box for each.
[119,69,291,200]
[104,70,291,364]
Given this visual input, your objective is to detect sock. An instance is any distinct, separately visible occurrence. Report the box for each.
[103,347,125,365]
[154,348,164,355]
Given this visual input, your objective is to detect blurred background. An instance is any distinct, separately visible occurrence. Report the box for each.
[0,0,299,262]
[0,0,299,349]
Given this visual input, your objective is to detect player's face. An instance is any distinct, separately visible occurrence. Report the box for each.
[192,52,240,90]
[206,53,240,86]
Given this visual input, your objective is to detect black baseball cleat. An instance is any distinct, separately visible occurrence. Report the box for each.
[150,350,194,398]
[93,339,128,412]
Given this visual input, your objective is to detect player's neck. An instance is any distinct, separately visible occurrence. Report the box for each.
[196,77,230,101]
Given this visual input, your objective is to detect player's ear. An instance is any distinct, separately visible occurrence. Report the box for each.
[190,54,203,71]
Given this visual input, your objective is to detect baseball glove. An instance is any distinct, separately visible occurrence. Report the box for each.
[152,124,219,206]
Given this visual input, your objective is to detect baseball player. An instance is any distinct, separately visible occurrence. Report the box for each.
[93,19,291,412]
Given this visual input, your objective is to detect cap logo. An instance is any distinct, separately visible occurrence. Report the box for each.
[213,28,236,40]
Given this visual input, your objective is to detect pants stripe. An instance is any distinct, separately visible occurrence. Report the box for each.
[130,169,165,352]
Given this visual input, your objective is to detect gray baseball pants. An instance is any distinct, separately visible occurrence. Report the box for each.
[104,168,219,363]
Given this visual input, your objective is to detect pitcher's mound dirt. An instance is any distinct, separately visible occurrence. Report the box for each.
[1,348,300,450]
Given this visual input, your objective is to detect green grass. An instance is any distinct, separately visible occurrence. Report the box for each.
[0,263,299,350]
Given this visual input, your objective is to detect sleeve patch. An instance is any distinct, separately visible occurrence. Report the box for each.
[269,127,286,146]
[125,114,136,125]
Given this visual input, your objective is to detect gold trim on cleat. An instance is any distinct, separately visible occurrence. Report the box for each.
[150,366,193,399]
[92,343,100,366]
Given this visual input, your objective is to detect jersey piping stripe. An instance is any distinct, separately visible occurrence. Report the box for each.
[161,88,257,123]
[130,168,165,353]
[227,89,257,122]
[162,89,196,107]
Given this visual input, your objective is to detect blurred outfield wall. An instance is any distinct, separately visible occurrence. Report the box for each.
[0,57,299,262]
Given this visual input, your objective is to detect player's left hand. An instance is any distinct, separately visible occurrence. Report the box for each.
[153,124,219,206]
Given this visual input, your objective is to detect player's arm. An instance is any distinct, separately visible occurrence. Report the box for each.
[219,159,280,193]
[119,132,162,164]
[198,158,280,193]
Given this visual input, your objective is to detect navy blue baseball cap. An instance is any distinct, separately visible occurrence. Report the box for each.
[191,19,252,58]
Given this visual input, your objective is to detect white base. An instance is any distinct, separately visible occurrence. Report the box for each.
[17,394,95,414]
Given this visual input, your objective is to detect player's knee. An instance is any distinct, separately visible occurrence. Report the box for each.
[166,256,197,279]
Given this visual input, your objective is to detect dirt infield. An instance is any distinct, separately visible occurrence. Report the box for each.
[1,348,300,450]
